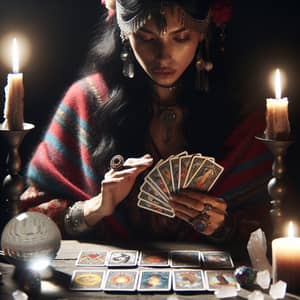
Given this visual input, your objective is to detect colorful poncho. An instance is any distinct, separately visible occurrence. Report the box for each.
[20,73,273,242]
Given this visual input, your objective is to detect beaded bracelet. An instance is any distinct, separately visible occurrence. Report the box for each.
[64,201,90,236]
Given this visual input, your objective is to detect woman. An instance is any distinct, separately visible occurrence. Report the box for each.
[20,0,272,243]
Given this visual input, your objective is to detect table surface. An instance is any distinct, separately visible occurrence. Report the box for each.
[0,240,299,300]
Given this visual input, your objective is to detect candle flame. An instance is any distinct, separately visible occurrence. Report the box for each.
[275,69,282,99]
[12,37,19,73]
[287,221,296,237]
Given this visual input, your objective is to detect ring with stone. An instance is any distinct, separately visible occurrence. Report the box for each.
[201,203,213,215]
[110,155,125,171]
[189,214,209,233]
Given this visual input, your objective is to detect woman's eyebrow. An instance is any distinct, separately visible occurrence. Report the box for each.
[139,27,187,34]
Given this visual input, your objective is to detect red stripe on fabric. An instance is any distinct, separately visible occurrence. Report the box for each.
[214,159,272,195]
[219,111,268,170]
[31,143,93,200]
[48,118,93,174]
[47,141,98,194]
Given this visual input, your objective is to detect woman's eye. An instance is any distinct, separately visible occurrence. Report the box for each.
[174,33,190,42]
[137,34,154,41]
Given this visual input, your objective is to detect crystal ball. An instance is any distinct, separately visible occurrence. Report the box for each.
[1,212,61,267]
[234,265,256,287]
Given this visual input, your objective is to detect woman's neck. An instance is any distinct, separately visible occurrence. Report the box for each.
[153,84,178,106]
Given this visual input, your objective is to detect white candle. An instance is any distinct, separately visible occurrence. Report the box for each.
[272,222,300,293]
[3,38,24,130]
[265,69,290,140]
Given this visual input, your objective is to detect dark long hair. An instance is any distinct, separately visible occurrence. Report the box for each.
[82,0,235,171]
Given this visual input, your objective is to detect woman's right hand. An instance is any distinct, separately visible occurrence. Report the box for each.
[84,154,153,226]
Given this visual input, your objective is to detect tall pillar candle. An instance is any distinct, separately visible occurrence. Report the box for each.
[265,69,290,140]
[3,38,24,130]
[272,222,300,293]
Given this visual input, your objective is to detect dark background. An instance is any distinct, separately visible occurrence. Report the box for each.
[0,1,300,229]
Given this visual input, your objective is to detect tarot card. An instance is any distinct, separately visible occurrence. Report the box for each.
[170,250,201,268]
[205,270,240,291]
[70,270,105,290]
[138,251,169,267]
[157,158,173,195]
[137,197,175,218]
[75,250,108,266]
[186,159,224,191]
[178,154,194,190]
[201,251,234,269]
[104,269,138,291]
[138,190,172,210]
[137,269,171,292]
[170,157,180,192]
[140,180,169,203]
[173,269,206,291]
[146,166,170,197]
[183,155,206,188]
[107,250,139,267]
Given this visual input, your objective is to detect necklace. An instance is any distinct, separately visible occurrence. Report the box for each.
[156,104,178,144]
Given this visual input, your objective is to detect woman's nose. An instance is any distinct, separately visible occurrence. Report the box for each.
[153,40,172,60]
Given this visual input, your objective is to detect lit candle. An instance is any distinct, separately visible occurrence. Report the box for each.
[265,69,290,140]
[272,222,300,293]
[2,38,24,130]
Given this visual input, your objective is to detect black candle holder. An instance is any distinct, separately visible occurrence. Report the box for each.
[0,122,35,218]
[256,135,293,238]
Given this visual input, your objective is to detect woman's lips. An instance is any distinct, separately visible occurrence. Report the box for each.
[151,67,176,76]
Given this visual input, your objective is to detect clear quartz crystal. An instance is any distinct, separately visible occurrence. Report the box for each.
[256,270,271,289]
[248,290,265,300]
[214,286,238,298]
[247,228,272,273]
[12,290,28,300]
[269,281,287,299]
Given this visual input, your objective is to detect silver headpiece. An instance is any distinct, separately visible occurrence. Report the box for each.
[116,1,210,38]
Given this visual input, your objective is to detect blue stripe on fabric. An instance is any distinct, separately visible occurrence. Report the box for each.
[226,152,272,176]
[55,103,91,148]
[27,165,68,196]
[59,102,91,135]
[44,132,98,182]
[54,112,89,148]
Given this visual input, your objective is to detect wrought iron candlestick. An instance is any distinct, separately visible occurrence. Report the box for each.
[0,122,34,218]
[256,135,293,238]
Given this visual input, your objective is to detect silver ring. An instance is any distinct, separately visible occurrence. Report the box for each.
[201,203,213,215]
[189,214,209,233]
[110,155,124,170]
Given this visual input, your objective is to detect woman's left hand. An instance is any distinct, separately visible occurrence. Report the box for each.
[168,189,227,235]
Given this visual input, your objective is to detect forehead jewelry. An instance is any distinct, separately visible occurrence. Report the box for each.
[159,1,167,35]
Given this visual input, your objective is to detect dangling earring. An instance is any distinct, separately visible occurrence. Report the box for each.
[120,39,135,78]
[195,39,213,92]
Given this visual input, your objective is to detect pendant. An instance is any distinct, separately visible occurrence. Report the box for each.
[159,108,177,144]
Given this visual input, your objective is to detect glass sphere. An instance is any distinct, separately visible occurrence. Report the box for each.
[1,212,61,266]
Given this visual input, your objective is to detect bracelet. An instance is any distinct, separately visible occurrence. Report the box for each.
[64,201,90,235]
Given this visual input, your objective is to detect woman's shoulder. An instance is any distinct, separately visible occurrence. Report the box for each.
[63,72,109,106]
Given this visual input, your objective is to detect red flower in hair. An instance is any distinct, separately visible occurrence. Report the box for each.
[211,0,232,25]
[101,0,116,18]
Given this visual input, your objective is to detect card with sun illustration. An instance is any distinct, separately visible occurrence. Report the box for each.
[103,270,139,291]
[70,270,105,290]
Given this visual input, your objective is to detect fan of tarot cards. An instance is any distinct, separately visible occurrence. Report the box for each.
[138,151,224,217]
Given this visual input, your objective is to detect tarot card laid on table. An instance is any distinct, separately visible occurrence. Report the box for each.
[137,151,224,217]
[70,270,105,290]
